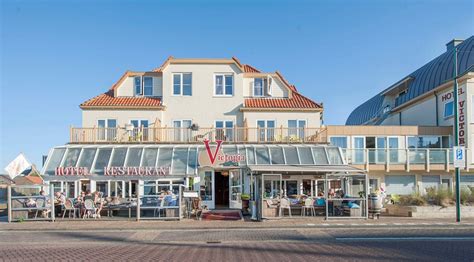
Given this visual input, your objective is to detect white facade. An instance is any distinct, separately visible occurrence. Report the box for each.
[81,58,322,130]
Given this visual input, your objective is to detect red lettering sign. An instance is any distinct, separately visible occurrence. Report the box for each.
[203,139,223,165]
[55,167,91,176]
[203,139,245,165]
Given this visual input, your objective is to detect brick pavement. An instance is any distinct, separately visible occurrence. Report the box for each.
[0,226,473,261]
[0,242,461,262]
[0,216,473,231]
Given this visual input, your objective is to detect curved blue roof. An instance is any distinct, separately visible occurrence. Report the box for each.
[346,36,474,125]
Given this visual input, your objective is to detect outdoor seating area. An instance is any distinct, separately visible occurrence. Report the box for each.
[263,196,326,217]
[257,171,368,220]
[7,184,185,222]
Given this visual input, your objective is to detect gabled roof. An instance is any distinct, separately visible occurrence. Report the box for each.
[81,57,320,110]
[244,88,322,111]
[80,90,163,109]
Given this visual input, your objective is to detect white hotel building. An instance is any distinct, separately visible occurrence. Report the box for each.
[40,36,473,217]
[42,56,365,215]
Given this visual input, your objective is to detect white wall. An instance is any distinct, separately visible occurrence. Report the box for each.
[400,97,437,125]
[161,63,245,127]
[82,110,163,127]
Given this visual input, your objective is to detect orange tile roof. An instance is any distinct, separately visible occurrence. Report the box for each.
[243,64,261,73]
[25,175,43,185]
[80,90,163,109]
[244,86,322,110]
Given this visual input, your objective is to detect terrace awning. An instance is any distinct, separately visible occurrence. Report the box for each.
[247,165,364,173]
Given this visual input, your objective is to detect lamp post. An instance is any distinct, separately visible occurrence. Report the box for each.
[452,46,461,222]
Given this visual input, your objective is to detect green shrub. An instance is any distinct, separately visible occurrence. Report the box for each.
[433,188,454,207]
[400,193,426,206]
[460,189,471,205]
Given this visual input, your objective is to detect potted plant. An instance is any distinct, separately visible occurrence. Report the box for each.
[241,194,250,212]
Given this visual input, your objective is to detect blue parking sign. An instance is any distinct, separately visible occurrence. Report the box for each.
[453,146,465,168]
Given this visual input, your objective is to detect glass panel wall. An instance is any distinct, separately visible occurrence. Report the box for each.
[312,147,329,165]
[44,148,66,175]
[126,148,142,167]
[77,148,97,170]
[62,148,81,167]
[284,147,299,165]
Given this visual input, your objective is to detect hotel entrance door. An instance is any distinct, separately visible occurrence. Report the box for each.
[215,171,229,208]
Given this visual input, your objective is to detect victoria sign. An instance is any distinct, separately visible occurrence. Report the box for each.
[199,139,246,167]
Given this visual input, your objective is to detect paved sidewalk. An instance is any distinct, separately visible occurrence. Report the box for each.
[1,216,473,231]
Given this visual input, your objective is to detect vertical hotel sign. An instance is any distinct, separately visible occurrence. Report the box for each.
[457,86,466,146]
[441,86,466,146]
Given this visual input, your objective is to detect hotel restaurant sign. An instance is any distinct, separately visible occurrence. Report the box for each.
[55,166,171,176]
[54,139,244,176]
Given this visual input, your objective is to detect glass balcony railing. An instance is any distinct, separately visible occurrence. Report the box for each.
[341,148,455,168]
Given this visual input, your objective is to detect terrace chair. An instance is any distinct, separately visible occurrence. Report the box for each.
[34,198,50,219]
[83,199,97,219]
[192,198,207,220]
[154,197,166,217]
[263,199,279,217]
[62,199,78,219]
[279,198,292,217]
[301,198,315,216]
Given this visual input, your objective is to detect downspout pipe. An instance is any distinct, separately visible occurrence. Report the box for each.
[434,91,439,126]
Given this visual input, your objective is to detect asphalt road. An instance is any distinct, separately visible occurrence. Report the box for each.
[0,226,473,261]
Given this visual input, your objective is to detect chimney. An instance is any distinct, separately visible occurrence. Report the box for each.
[446,39,464,51]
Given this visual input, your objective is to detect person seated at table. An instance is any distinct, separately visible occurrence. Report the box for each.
[54,192,66,217]
[38,190,51,217]
[93,191,104,218]
[84,190,93,201]
[337,190,346,198]
[328,189,336,198]
[76,191,86,217]
[164,190,176,206]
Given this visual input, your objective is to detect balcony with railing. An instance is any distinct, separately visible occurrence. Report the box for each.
[341,148,458,171]
[69,126,328,144]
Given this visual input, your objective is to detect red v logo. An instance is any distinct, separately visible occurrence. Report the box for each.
[203,139,223,165]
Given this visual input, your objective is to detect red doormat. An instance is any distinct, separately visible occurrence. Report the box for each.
[201,210,242,221]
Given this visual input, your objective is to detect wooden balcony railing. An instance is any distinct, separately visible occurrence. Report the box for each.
[69,126,328,144]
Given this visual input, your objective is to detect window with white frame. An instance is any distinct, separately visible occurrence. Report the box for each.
[130,120,149,141]
[257,120,276,141]
[134,76,154,96]
[173,120,192,141]
[444,101,454,118]
[134,76,142,95]
[215,120,234,141]
[215,74,233,96]
[253,77,272,97]
[173,73,192,96]
[288,120,306,139]
[329,136,348,148]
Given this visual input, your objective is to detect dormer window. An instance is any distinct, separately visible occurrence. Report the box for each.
[134,77,142,95]
[134,76,154,96]
[253,77,272,97]
[143,77,153,96]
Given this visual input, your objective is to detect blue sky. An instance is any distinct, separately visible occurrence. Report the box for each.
[1,0,473,170]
